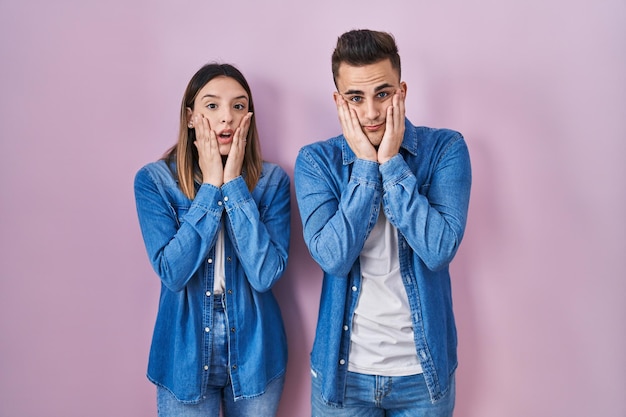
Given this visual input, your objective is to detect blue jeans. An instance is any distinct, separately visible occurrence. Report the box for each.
[311,371,455,417]
[157,297,284,417]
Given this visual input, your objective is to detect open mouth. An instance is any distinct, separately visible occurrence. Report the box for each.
[218,130,233,142]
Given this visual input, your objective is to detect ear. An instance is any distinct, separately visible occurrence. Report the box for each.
[400,81,407,97]
[185,107,193,125]
[333,91,341,105]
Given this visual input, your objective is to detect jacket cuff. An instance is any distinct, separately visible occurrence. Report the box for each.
[220,176,250,208]
[379,154,410,187]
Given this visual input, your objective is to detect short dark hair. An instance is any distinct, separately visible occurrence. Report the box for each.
[331,29,401,86]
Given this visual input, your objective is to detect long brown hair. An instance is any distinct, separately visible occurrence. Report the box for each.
[163,63,263,199]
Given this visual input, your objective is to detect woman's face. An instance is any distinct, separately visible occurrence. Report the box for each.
[189,76,250,156]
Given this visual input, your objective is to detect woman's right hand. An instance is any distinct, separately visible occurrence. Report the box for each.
[192,114,224,187]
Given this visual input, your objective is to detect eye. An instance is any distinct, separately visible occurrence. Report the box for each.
[234,103,246,110]
[349,96,362,103]
[206,103,217,109]
[376,91,390,99]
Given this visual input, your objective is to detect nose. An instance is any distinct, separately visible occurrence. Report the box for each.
[220,108,234,124]
[364,100,381,121]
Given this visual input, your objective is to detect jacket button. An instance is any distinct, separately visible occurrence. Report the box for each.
[339,359,346,365]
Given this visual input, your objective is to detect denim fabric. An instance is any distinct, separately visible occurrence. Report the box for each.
[311,371,455,417]
[134,159,290,403]
[156,297,285,416]
[294,119,471,406]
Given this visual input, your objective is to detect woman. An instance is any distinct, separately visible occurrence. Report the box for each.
[134,63,290,416]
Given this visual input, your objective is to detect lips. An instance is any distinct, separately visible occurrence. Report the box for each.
[364,123,384,131]
[217,129,234,143]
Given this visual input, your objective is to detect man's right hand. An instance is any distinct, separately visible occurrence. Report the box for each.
[334,94,378,162]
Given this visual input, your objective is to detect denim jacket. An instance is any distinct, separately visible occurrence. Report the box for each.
[294,119,471,406]
[134,159,290,403]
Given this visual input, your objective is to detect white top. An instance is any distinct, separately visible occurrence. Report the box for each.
[348,210,423,376]
[213,228,225,294]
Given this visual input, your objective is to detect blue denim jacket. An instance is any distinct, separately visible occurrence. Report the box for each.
[294,119,471,406]
[134,159,290,403]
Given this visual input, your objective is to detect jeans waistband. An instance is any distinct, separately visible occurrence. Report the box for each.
[213,293,225,310]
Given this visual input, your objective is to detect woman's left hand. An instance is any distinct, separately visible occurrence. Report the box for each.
[224,112,252,183]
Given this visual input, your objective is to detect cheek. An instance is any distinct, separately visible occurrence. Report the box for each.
[193,109,217,125]
[203,112,220,126]
[233,113,246,127]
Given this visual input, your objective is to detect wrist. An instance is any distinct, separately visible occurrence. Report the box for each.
[354,147,378,162]
[203,175,223,187]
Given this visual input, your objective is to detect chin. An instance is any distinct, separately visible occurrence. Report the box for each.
[367,135,384,147]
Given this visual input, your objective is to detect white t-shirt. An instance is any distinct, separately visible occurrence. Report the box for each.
[348,211,423,376]
[213,228,225,294]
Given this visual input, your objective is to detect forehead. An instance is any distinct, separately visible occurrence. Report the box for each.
[196,76,248,100]
[336,59,400,93]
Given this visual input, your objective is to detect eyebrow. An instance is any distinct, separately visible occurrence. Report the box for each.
[201,94,249,101]
[343,83,394,96]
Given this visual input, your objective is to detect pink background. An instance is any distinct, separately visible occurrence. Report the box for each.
[1,0,624,416]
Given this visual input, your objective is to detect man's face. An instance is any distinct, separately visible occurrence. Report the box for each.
[334,59,406,146]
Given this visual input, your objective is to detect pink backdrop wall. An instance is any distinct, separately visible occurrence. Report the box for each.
[1,0,624,416]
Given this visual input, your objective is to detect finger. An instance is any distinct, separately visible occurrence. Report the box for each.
[192,114,205,141]
[195,115,212,144]
[389,91,399,129]
[337,96,356,138]
[208,128,218,148]
[384,103,394,134]
[394,90,405,126]
[232,127,244,152]
[201,116,211,142]
[238,112,252,146]
[231,116,249,157]
[335,96,349,129]
[242,111,252,131]
[348,106,362,135]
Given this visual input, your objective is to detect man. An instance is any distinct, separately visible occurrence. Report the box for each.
[294,29,471,416]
